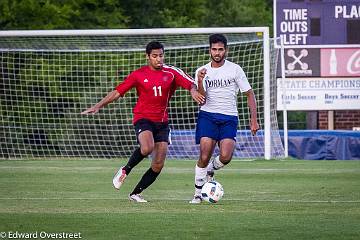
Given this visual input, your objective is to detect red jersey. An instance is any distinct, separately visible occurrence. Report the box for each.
[115,65,194,124]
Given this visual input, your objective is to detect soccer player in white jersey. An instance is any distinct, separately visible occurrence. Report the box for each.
[190,34,259,203]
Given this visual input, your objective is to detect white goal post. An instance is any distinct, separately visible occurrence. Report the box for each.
[0,27,284,160]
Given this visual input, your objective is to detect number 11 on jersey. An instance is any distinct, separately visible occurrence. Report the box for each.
[153,86,162,96]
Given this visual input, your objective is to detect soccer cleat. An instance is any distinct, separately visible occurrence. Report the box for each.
[112,166,127,190]
[128,194,148,203]
[189,195,203,204]
[206,170,215,182]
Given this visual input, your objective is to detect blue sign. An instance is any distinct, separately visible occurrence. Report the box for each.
[275,0,360,46]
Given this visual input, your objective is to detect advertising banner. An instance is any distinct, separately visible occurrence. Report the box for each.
[277,48,320,77]
[321,48,360,77]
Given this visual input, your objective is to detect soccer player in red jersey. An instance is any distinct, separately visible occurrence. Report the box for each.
[81,41,204,202]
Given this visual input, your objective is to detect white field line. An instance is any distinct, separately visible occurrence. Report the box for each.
[0,197,359,203]
[0,166,359,172]
[0,166,110,170]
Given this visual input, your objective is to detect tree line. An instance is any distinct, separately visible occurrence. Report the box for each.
[0,0,272,30]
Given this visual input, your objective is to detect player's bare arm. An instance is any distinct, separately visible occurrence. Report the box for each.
[244,89,259,136]
[81,90,121,114]
[196,68,207,98]
[190,84,205,105]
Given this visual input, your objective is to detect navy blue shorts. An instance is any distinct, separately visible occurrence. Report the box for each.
[195,110,238,144]
[134,119,170,143]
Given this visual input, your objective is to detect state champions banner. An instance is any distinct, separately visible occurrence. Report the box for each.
[277,78,360,111]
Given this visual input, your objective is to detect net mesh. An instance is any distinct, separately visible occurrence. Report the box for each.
[0,31,284,159]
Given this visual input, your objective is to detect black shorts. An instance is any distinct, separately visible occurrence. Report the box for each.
[134,119,170,143]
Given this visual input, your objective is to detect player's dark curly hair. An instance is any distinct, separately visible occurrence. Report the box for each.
[146,41,164,55]
[209,34,228,48]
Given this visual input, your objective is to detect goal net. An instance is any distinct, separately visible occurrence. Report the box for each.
[0,28,284,159]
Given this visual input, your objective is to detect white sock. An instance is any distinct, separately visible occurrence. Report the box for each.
[194,164,207,196]
[206,155,225,172]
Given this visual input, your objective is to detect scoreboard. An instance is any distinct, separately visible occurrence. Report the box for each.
[275,0,360,47]
[274,0,360,111]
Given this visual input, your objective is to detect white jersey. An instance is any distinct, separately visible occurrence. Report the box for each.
[195,60,251,116]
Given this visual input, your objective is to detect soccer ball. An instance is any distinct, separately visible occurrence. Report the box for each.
[201,180,224,203]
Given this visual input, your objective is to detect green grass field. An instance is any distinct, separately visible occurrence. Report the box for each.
[0,159,359,240]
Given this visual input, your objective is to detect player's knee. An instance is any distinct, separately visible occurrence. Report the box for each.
[220,154,232,165]
[140,145,154,156]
